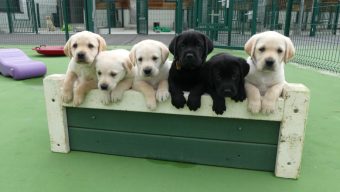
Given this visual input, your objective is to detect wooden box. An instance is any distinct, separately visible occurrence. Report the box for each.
[43,74,310,179]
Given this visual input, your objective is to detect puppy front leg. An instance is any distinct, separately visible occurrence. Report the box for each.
[133,81,157,110]
[261,83,284,114]
[156,79,170,102]
[169,77,186,109]
[73,79,97,106]
[62,71,77,103]
[100,91,111,105]
[210,90,226,115]
[111,78,133,103]
[245,82,261,114]
[187,84,205,111]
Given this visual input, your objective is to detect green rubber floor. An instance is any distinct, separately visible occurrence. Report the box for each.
[0,46,339,192]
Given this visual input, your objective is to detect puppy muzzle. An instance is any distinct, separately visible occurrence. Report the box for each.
[76,52,89,63]
[262,58,276,71]
[142,67,153,77]
[100,83,109,91]
[218,87,236,97]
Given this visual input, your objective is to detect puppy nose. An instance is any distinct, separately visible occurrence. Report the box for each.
[185,53,194,59]
[77,52,85,60]
[143,68,152,75]
[265,58,275,67]
[224,89,232,94]
[100,83,108,90]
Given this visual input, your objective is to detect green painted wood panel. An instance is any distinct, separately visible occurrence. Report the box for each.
[69,127,277,171]
[66,108,280,144]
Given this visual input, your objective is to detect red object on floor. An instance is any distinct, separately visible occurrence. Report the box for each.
[32,45,65,56]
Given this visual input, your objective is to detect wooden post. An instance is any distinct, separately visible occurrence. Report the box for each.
[275,83,310,179]
[43,74,70,153]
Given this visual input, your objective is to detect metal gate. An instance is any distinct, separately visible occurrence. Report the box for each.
[194,0,228,43]
[6,0,38,33]
[136,0,148,34]
[189,0,258,48]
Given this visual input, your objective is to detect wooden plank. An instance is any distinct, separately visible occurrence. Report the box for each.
[69,127,278,171]
[67,107,280,144]
[43,74,70,153]
[275,83,310,179]
[49,73,283,122]
[64,88,284,121]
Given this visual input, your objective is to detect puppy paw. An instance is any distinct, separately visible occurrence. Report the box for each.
[171,94,186,109]
[187,95,201,111]
[111,91,124,103]
[261,99,276,114]
[212,102,226,115]
[72,95,84,106]
[61,91,73,103]
[156,89,170,102]
[146,99,157,110]
[248,100,261,114]
[232,94,247,102]
[101,93,112,105]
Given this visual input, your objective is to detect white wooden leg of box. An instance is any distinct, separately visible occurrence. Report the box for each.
[43,74,70,153]
[275,83,310,179]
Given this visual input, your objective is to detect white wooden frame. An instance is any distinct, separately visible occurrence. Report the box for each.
[43,74,310,179]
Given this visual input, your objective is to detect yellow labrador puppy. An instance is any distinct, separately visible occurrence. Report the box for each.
[62,31,106,106]
[46,16,56,31]
[244,31,295,114]
[95,49,133,105]
[130,39,171,110]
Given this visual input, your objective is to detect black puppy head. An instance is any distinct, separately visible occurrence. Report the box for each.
[210,54,249,98]
[169,31,213,70]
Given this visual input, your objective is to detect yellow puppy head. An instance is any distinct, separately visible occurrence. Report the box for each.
[129,39,169,78]
[64,31,107,64]
[95,49,132,91]
[244,31,295,72]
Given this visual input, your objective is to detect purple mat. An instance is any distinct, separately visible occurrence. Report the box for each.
[0,48,47,80]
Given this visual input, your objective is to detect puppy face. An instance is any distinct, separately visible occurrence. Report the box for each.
[64,31,107,64]
[169,31,213,70]
[209,54,249,98]
[95,50,132,91]
[129,40,169,78]
[244,31,295,72]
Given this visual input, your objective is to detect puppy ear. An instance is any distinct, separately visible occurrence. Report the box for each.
[123,58,133,74]
[238,58,250,77]
[63,36,72,58]
[169,35,178,59]
[244,33,260,57]
[158,42,169,63]
[129,45,136,66]
[203,34,214,55]
[284,36,295,63]
[96,35,107,52]
[207,61,215,89]
[234,58,250,102]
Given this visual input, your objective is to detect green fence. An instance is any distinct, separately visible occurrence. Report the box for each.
[0,0,339,73]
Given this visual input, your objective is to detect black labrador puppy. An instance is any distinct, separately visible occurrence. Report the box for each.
[168,31,213,110]
[204,53,250,114]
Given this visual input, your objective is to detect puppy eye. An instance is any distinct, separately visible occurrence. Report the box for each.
[97,71,101,76]
[277,48,283,53]
[138,57,143,62]
[110,72,117,77]
[72,43,78,49]
[88,44,94,49]
[259,47,265,52]
[152,56,158,61]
